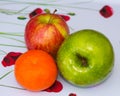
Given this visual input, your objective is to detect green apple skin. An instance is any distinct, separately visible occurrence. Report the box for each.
[25,13,69,57]
[57,29,114,87]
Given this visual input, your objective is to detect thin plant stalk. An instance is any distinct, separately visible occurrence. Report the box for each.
[0,32,23,37]
[1,36,24,43]
[0,44,26,48]
[0,70,13,80]
[0,84,25,90]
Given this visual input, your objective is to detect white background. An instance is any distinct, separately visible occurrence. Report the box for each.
[0,0,120,96]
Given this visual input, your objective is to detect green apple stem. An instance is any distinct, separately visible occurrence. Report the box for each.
[48,9,57,23]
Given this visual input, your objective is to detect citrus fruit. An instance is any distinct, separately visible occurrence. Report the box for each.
[14,50,58,91]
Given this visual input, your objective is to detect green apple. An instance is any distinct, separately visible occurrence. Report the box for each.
[57,29,114,87]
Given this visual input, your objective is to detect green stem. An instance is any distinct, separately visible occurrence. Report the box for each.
[0,2,18,6]
[0,44,26,48]
[0,32,23,36]
[0,70,25,90]
[0,84,25,90]
[0,49,7,54]
[1,36,24,43]
[0,7,29,15]
[67,0,94,4]
[15,6,29,14]
[0,0,97,11]
[0,0,54,5]
[0,70,13,80]
[0,0,98,16]
[0,22,25,26]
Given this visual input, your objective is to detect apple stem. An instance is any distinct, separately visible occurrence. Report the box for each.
[77,54,88,67]
[53,9,57,14]
[81,57,88,67]
[48,9,57,24]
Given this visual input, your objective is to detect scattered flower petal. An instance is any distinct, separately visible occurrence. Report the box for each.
[29,8,71,22]
[99,5,113,18]
[59,14,70,21]
[44,80,63,92]
[29,8,43,18]
[69,93,77,96]
[2,52,22,67]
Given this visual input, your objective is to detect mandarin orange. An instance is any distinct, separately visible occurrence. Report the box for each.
[14,50,58,91]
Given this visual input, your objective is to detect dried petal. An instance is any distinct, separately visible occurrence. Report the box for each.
[29,8,43,18]
[59,14,70,21]
[44,80,63,92]
[1,52,22,67]
[69,93,77,96]
[99,5,113,18]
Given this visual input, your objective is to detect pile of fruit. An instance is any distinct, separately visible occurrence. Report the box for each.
[14,10,114,91]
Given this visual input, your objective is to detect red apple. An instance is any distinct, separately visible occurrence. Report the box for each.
[25,11,70,57]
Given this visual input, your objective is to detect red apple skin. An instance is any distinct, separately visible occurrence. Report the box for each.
[25,13,70,57]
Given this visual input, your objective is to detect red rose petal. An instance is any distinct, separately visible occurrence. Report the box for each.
[8,52,22,61]
[2,56,14,67]
[69,93,77,96]
[29,8,43,18]
[44,80,63,92]
[99,5,113,18]
[1,52,22,67]
[59,14,70,21]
